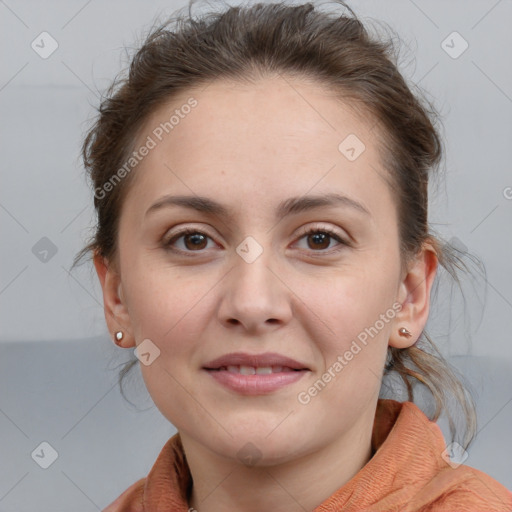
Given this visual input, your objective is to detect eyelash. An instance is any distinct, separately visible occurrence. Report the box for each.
[162,225,350,256]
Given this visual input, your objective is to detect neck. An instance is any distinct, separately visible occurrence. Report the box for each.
[183,407,376,512]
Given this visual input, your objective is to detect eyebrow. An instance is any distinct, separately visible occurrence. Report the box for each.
[144,192,371,220]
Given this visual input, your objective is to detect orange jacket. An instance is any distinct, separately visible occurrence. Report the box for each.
[103,399,512,511]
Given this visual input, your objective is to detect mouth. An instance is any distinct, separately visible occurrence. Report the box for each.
[202,352,311,395]
[208,365,304,375]
[203,352,310,371]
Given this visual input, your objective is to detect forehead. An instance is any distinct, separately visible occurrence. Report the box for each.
[122,75,394,224]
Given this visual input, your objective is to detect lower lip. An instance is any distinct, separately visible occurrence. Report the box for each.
[204,369,308,395]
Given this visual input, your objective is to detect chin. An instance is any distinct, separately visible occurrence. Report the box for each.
[211,427,306,466]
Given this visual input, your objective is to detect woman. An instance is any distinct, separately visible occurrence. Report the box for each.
[72,1,512,510]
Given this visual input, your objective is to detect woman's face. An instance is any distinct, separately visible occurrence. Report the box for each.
[98,75,433,465]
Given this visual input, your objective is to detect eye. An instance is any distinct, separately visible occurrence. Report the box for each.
[163,228,216,254]
[162,225,350,256]
[294,225,349,253]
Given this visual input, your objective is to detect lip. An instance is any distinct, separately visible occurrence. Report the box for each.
[203,352,310,370]
[202,352,311,396]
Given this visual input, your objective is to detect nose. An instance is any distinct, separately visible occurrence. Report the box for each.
[217,248,293,334]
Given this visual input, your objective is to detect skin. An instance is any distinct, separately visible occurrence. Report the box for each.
[94,75,437,512]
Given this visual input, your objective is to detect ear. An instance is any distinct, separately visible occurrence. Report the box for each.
[389,242,438,349]
[93,251,135,348]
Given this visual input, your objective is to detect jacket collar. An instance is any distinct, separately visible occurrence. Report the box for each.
[141,399,452,510]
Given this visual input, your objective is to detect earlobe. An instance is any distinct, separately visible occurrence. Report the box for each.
[389,244,438,349]
[398,326,413,338]
[93,251,134,347]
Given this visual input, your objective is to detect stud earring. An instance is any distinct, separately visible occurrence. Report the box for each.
[398,327,412,338]
[114,331,124,345]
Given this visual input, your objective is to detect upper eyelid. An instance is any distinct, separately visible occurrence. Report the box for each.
[164,223,349,248]
[165,222,345,238]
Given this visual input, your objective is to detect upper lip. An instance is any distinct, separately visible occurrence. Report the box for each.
[203,352,310,370]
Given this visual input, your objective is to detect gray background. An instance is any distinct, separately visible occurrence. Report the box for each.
[0,0,511,510]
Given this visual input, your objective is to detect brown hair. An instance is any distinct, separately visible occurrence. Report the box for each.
[72,0,482,450]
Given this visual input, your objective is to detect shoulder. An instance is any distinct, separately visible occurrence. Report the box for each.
[420,466,512,512]
[102,477,146,512]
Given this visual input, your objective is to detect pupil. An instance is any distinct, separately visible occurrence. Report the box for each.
[187,233,206,249]
[310,233,329,249]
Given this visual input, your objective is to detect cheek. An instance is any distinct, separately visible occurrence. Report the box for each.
[123,260,209,343]
[302,276,395,395]
[296,267,395,341]
[126,268,213,428]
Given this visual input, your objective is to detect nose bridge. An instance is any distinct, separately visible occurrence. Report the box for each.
[234,244,274,297]
[218,238,292,330]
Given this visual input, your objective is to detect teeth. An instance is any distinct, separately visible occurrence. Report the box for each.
[255,367,272,375]
[221,365,292,374]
